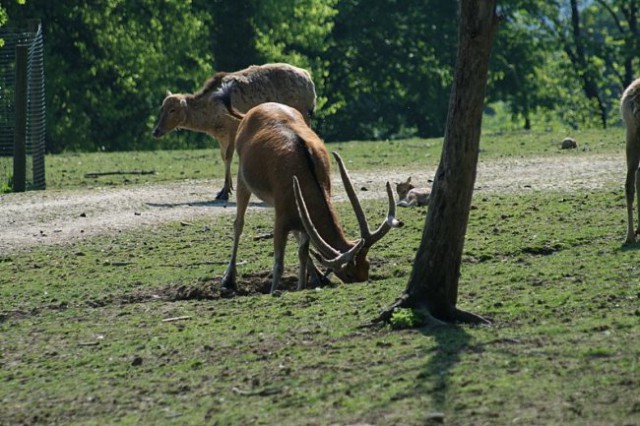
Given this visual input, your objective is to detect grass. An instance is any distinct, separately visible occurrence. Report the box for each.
[1,127,639,425]
[0,126,622,192]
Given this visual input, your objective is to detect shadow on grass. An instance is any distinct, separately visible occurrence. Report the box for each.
[618,240,640,252]
[418,324,475,421]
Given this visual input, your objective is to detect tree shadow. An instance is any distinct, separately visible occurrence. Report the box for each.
[417,324,476,419]
[618,240,640,252]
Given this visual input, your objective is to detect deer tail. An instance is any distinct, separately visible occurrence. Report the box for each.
[214,82,244,121]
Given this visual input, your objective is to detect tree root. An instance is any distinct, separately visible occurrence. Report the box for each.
[370,293,491,327]
[448,307,491,325]
[370,293,410,325]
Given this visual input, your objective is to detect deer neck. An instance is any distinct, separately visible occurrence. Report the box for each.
[308,193,355,254]
[182,94,236,138]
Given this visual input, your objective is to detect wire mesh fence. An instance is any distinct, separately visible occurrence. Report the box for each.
[0,22,46,191]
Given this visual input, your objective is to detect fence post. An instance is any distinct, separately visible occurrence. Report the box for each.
[28,19,40,33]
[13,45,27,193]
[27,19,46,190]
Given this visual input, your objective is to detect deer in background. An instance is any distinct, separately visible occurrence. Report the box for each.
[152,63,316,201]
[395,177,431,207]
[215,87,402,293]
[621,77,640,243]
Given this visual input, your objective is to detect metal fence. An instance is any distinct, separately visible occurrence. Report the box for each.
[0,21,46,191]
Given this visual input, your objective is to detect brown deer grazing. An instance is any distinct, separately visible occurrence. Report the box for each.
[216,92,402,293]
[621,77,640,243]
[395,177,431,207]
[152,63,316,201]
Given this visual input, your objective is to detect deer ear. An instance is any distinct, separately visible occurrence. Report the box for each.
[407,177,412,183]
[180,98,187,107]
[166,90,173,97]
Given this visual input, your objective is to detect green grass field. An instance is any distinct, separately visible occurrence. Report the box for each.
[1,127,639,425]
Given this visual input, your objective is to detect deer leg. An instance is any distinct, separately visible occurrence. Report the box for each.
[635,167,640,237]
[625,126,640,243]
[215,137,235,201]
[296,232,311,291]
[306,257,331,287]
[221,180,251,291]
[625,168,636,243]
[293,231,330,288]
[270,221,288,294]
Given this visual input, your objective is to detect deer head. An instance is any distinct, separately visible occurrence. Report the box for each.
[152,94,188,138]
[293,152,403,283]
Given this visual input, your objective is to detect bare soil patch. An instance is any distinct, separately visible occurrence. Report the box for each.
[0,153,623,254]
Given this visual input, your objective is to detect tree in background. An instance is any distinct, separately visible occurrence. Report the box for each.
[488,7,558,130]
[586,0,639,110]
[0,0,27,46]
[3,0,639,152]
[3,0,336,153]
[201,0,260,71]
[320,0,458,141]
[529,0,632,130]
[5,0,214,152]
[486,0,635,131]
[252,0,338,118]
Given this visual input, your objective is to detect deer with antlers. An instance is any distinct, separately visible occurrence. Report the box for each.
[215,87,402,293]
[621,77,640,243]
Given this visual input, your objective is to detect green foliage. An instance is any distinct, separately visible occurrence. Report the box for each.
[320,0,457,140]
[2,1,637,150]
[0,175,12,193]
[389,308,425,329]
[253,0,338,114]
[6,0,214,152]
[0,0,26,47]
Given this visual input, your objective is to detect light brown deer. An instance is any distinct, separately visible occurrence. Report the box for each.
[152,63,316,201]
[215,91,402,293]
[395,177,431,207]
[621,77,640,243]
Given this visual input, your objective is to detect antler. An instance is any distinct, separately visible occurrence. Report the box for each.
[292,176,364,269]
[331,152,403,248]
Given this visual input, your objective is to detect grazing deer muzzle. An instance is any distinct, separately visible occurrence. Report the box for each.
[293,158,403,283]
[217,98,402,293]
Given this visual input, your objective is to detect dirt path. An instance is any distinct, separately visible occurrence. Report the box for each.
[0,153,623,254]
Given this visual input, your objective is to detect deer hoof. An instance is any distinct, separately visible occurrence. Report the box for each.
[215,188,230,201]
[220,270,237,291]
[220,287,236,298]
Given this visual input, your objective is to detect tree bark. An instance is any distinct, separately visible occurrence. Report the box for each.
[378,0,498,325]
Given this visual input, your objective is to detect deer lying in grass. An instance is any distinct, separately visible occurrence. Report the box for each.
[622,77,640,243]
[216,91,402,293]
[395,177,431,207]
[152,63,316,201]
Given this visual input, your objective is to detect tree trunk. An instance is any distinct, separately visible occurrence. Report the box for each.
[210,0,261,71]
[567,0,608,128]
[378,0,498,325]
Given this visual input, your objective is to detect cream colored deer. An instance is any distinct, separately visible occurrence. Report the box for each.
[395,177,431,207]
[216,90,402,293]
[152,63,316,201]
[621,77,640,243]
